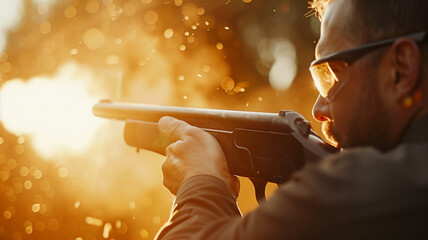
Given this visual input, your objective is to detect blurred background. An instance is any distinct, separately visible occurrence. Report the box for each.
[0,0,321,239]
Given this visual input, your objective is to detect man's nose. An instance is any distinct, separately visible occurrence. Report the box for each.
[312,95,331,122]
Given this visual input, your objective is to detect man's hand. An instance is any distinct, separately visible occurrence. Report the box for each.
[158,116,240,197]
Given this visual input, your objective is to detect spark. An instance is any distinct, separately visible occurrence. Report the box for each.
[32,204,41,213]
[25,225,33,234]
[216,42,224,50]
[24,180,32,190]
[196,7,205,15]
[103,223,112,238]
[17,136,25,144]
[164,28,174,39]
[85,216,103,227]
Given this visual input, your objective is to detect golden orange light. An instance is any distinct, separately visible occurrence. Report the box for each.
[0,62,108,159]
[0,0,321,238]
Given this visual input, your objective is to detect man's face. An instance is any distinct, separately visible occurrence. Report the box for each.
[312,0,389,149]
[320,69,389,149]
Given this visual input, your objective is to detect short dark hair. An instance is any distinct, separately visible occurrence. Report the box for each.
[309,0,428,44]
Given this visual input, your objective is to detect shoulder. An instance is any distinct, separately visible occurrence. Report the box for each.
[252,144,428,239]
[286,143,428,204]
[320,143,428,181]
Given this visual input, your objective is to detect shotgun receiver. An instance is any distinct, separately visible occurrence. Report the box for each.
[92,100,337,203]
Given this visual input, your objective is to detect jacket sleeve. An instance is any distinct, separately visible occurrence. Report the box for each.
[154,159,342,240]
[154,175,242,240]
[155,145,428,240]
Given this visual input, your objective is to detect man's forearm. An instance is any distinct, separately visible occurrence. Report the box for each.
[155,175,241,240]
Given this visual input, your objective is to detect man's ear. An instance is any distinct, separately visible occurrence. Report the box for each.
[389,38,421,104]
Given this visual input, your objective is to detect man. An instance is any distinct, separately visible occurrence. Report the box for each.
[155,0,428,239]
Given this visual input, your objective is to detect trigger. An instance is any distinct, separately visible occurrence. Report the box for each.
[250,179,268,204]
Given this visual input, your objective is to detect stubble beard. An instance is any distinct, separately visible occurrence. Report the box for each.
[321,71,388,150]
[321,121,339,147]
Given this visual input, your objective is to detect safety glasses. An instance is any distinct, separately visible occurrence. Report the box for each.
[309,31,427,103]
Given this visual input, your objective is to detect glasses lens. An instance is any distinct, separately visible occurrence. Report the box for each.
[310,60,347,99]
[310,62,337,98]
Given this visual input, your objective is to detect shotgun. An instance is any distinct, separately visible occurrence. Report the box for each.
[92,100,338,203]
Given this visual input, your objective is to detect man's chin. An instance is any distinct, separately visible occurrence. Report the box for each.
[321,122,341,148]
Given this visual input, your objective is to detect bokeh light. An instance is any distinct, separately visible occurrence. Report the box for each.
[0,0,323,239]
[0,0,23,53]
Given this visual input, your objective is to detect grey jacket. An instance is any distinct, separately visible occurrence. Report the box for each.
[156,115,428,240]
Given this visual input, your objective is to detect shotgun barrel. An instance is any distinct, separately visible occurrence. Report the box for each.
[93,100,338,202]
